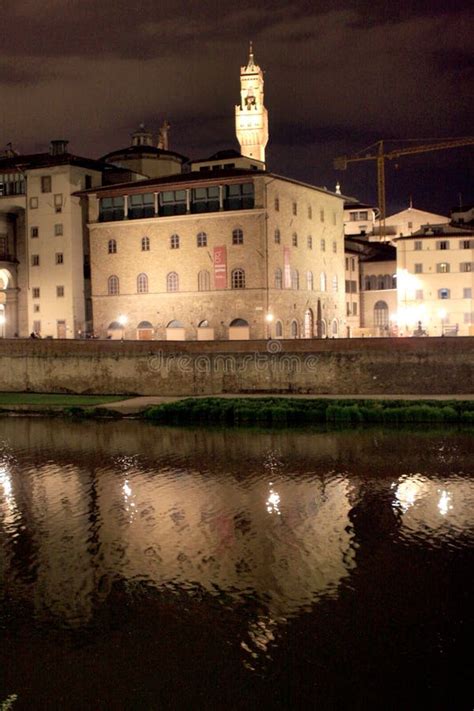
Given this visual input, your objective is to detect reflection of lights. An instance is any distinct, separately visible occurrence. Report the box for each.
[438,490,453,516]
[122,479,136,519]
[393,475,428,513]
[0,467,12,498]
[438,308,447,320]
[123,481,132,498]
[266,482,281,515]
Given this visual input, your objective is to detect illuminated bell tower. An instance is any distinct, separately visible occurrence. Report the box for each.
[235,42,269,165]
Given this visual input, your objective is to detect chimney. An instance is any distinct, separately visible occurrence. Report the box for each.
[50,140,69,156]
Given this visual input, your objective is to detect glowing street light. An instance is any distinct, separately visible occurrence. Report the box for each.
[118,314,128,340]
[438,308,447,336]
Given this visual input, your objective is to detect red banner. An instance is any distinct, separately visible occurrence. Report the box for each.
[214,245,227,289]
[284,246,291,288]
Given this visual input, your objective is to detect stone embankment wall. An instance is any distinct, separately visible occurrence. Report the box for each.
[0,338,472,396]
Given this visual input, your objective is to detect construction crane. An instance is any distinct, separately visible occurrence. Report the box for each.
[334,137,474,237]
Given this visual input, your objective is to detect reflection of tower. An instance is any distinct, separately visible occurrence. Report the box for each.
[235,42,269,165]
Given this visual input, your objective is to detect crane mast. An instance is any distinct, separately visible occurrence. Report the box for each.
[334,137,474,239]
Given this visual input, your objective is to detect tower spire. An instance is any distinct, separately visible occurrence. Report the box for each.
[235,43,269,165]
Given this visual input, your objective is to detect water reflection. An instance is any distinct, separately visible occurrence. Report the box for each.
[0,418,473,695]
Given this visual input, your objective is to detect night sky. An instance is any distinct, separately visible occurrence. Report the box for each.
[1,0,472,215]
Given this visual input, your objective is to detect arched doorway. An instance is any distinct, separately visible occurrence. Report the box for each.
[107,321,123,340]
[229,318,250,340]
[303,309,314,338]
[290,320,299,338]
[166,320,185,341]
[331,319,339,338]
[137,320,154,340]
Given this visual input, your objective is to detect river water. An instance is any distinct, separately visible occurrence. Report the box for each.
[0,418,473,710]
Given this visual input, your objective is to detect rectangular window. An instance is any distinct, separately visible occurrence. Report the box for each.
[350,280,357,293]
[460,239,473,249]
[85,175,92,189]
[192,185,220,213]
[56,285,64,297]
[436,240,449,250]
[223,183,254,211]
[31,226,39,238]
[437,263,450,273]
[320,209,325,222]
[274,197,279,211]
[41,176,51,193]
[159,189,187,216]
[308,206,312,219]
[349,212,357,221]
[352,303,357,316]
[129,192,155,219]
[415,289,423,300]
[321,239,326,252]
[408,221,413,229]
[274,229,281,244]
[345,257,349,270]
[33,320,41,334]
[292,202,297,216]
[464,288,472,299]
[292,233,298,247]
[54,223,63,236]
[32,287,40,298]
[414,263,423,273]
[307,236,312,249]
[99,195,125,222]
[346,303,351,316]
[460,262,472,272]
[55,253,64,264]
[54,193,63,207]
[332,241,337,253]
[197,232,207,247]
[414,240,422,251]
[29,197,38,209]
[463,312,473,324]
[31,254,40,266]
[351,258,355,270]
[33,304,40,313]
[170,234,180,249]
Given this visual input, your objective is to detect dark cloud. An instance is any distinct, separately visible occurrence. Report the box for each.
[0,1,472,213]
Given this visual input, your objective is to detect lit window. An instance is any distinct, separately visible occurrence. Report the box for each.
[108,275,119,295]
[460,262,472,272]
[167,272,179,292]
[231,268,245,289]
[437,263,450,273]
[137,273,148,293]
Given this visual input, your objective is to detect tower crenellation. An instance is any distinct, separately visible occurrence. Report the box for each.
[235,42,269,165]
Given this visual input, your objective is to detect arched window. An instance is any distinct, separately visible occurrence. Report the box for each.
[374,300,389,327]
[141,236,150,251]
[275,320,283,338]
[137,273,148,294]
[198,320,210,328]
[370,275,377,290]
[291,269,299,290]
[167,320,183,328]
[320,272,327,292]
[108,275,119,295]
[306,271,313,290]
[332,319,338,336]
[230,318,249,327]
[377,275,385,290]
[170,234,180,249]
[290,320,299,338]
[383,274,392,289]
[167,272,179,292]
[108,239,117,254]
[332,274,338,292]
[304,309,314,338]
[275,267,282,289]
[364,275,371,291]
[231,268,245,289]
[232,228,243,245]
[197,232,207,247]
[274,228,281,244]
[321,319,327,337]
[198,269,210,291]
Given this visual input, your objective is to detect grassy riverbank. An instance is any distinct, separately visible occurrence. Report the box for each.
[143,397,474,426]
[0,393,124,407]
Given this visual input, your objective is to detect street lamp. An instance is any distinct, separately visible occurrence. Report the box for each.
[118,314,128,340]
[265,311,274,339]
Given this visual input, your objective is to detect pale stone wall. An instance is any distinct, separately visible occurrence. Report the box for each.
[88,175,346,340]
[0,338,471,396]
